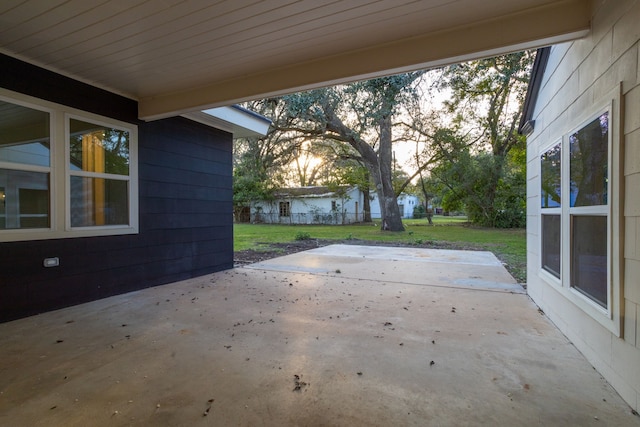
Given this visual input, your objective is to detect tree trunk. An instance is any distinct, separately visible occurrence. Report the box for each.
[320,97,404,231]
[377,114,404,231]
[362,187,372,223]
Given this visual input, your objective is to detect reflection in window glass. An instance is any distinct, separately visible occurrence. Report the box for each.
[69,119,129,175]
[542,214,560,278]
[541,144,561,208]
[0,169,49,229]
[0,100,50,167]
[570,113,608,207]
[571,215,607,308]
[70,176,128,227]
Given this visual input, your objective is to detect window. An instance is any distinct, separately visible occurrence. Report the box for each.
[541,213,561,277]
[279,201,290,217]
[540,142,561,278]
[68,118,131,227]
[539,97,617,331]
[568,112,609,308]
[0,89,138,242]
[0,101,51,230]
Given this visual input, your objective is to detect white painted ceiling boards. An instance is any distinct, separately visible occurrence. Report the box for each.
[0,0,591,120]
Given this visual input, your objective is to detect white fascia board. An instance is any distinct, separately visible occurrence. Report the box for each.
[182,105,271,139]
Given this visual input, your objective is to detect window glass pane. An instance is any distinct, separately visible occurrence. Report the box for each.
[571,215,607,308]
[70,176,128,227]
[0,168,49,229]
[570,112,608,207]
[541,143,561,208]
[542,214,561,278]
[0,100,50,167]
[69,119,129,175]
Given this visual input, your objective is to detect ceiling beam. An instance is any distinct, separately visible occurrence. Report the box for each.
[139,0,591,121]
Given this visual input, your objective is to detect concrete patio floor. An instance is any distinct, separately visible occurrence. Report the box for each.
[1,245,639,426]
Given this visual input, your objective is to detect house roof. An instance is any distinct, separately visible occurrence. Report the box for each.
[275,186,354,199]
[518,47,551,136]
[0,1,591,121]
[182,105,271,138]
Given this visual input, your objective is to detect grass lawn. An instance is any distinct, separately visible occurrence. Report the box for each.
[234,216,527,283]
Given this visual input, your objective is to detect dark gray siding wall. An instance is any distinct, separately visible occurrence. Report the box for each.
[0,54,233,322]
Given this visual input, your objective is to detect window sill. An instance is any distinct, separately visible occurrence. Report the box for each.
[0,226,138,242]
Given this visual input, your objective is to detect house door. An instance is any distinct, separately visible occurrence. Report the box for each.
[355,201,359,222]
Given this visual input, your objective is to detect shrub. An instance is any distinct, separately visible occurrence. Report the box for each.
[295,231,312,241]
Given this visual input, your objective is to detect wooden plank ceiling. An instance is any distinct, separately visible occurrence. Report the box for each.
[0,0,592,120]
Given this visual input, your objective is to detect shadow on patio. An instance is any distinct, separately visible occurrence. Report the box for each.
[1,245,638,426]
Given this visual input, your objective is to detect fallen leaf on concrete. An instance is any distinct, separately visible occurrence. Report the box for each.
[203,399,214,416]
[293,374,308,392]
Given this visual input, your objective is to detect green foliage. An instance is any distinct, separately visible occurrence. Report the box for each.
[413,204,426,219]
[294,231,312,241]
[279,75,425,231]
[233,51,535,230]
[423,51,534,228]
[435,149,526,228]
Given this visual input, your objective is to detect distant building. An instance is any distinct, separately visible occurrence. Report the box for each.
[251,186,365,224]
[369,193,419,219]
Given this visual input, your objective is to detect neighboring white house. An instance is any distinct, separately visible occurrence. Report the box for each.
[522,0,640,412]
[251,188,420,224]
[251,186,365,225]
[369,193,420,219]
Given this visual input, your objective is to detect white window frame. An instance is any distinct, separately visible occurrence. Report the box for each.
[539,139,562,285]
[537,84,622,336]
[0,88,138,242]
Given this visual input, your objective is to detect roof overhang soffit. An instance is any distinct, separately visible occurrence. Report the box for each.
[139,0,591,121]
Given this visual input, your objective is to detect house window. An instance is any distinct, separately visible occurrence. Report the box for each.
[540,142,561,278]
[279,201,290,217]
[331,201,337,211]
[68,118,130,227]
[568,112,609,308]
[539,108,611,311]
[0,89,138,242]
[0,101,51,230]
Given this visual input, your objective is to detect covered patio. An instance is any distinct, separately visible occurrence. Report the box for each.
[1,245,636,426]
